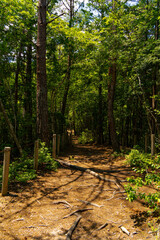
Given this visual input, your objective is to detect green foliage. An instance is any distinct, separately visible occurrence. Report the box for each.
[38,142,58,170]
[78,129,94,144]
[0,156,36,184]
[126,149,151,172]
[9,158,36,183]
[125,150,160,212]
[111,151,125,158]
[0,142,58,186]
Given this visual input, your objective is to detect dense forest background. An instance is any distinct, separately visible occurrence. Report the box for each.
[0,0,160,156]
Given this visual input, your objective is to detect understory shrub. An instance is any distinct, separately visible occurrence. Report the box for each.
[0,142,58,185]
[38,141,58,170]
[78,129,93,144]
[125,149,160,213]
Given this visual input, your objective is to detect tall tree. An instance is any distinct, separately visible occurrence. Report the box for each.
[36,0,49,143]
[61,0,74,122]
[107,0,120,152]
[24,31,33,144]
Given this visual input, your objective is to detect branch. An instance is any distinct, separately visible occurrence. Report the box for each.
[74,1,84,15]
[47,13,66,25]
[63,208,93,219]
[76,199,103,208]
[62,0,70,10]
[66,215,81,240]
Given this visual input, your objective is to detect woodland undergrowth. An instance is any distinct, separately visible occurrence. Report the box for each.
[125,149,160,219]
[0,142,58,186]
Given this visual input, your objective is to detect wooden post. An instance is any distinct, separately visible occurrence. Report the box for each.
[151,134,155,156]
[34,140,39,172]
[66,131,69,146]
[70,132,72,146]
[52,134,56,158]
[122,135,125,150]
[2,147,11,196]
[145,134,148,153]
[61,133,65,150]
[57,134,60,156]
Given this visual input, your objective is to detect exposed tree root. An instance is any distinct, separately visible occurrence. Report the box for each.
[66,215,82,240]
[76,199,103,208]
[63,208,93,219]
[53,200,72,208]
[97,222,108,230]
[55,159,120,189]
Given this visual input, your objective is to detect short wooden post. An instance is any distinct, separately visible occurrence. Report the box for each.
[66,131,69,146]
[70,132,72,146]
[57,134,60,156]
[52,134,56,158]
[145,134,148,153]
[151,134,155,156]
[34,140,39,172]
[122,135,125,150]
[2,147,11,196]
[61,133,65,150]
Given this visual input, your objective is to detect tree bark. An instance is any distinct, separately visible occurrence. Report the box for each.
[61,60,70,117]
[61,0,74,120]
[0,99,23,155]
[97,83,104,144]
[150,1,159,154]
[24,31,33,144]
[36,0,49,144]
[108,63,120,152]
[14,46,22,133]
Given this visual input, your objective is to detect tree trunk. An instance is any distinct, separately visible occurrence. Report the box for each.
[24,32,33,144]
[108,63,120,152]
[61,59,70,117]
[0,99,23,156]
[36,0,49,144]
[61,0,74,120]
[97,83,104,144]
[14,46,22,133]
[150,1,159,154]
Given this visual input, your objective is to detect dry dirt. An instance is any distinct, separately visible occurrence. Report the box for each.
[0,140,159,240]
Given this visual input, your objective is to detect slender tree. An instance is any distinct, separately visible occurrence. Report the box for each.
[36,0,49,143]
[107,0,120,152]
[61,0,74,121]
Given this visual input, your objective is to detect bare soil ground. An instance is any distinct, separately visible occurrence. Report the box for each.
[0,139,159,240]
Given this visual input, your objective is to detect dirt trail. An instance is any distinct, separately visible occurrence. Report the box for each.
[0,140,157,240]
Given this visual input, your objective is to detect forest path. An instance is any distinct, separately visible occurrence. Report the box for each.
[0,139,156,240]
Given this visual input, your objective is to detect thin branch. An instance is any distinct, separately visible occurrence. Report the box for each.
[66,215,82,240]
[46,0,51,7]
[47,13,65,25]
[53,200,72,208]
[62,0,70,10]
[104,190,116,201]
[76,199,103,208]
[97,222,108,230]
[74,1,84,14]
[63,208,93,219]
